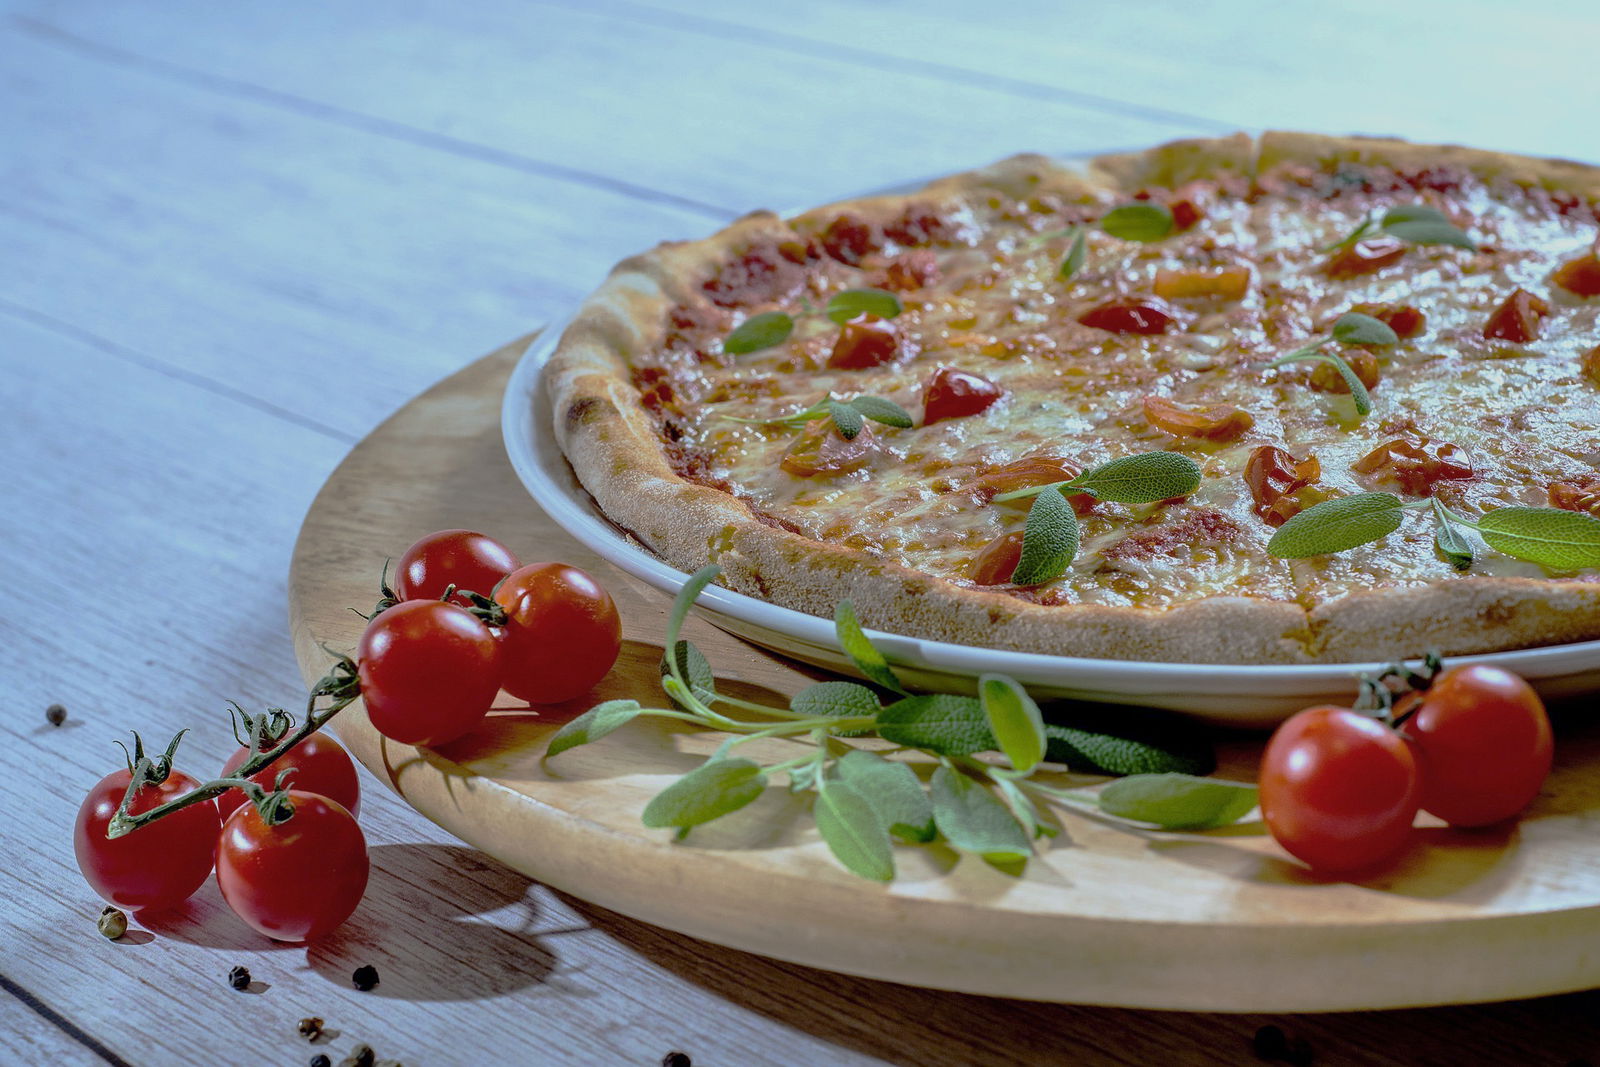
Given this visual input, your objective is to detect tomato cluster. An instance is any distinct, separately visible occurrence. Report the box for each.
[357,530,622,746]
[1259,664,1553,873]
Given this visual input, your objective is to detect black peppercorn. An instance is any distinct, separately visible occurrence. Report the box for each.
[1252,1025,1289,1060]
[662,1053,692,1067]
[298,1017,324,1041]
[46,703,67,726]
[348,1044,375,1067]
[96,906,127,940]
[351,964,379,991]
[227,965,251,991]
[310,1055,331,1067]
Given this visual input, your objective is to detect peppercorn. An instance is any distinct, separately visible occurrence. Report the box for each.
[310,1056,331,1067]
[351,964,379,991]
[96,906,127,940]
[662,1053,692,1067]
[346,1044,375,1067]
[298,1017,325,1041]
[227,965,251,991]
[46,703,67,726]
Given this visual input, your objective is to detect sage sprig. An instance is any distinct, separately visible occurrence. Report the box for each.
[722,393,914,440]
[1267,494,1600,571]
[545,565,1248,880]
[1033,202,1174,281]
[723,287,904,355]
[1322,203,1476,253]
[1267,312,1398,419]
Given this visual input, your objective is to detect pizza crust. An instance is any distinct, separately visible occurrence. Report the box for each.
[545,132,1600,665]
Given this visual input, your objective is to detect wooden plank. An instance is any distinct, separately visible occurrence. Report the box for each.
[0,20,718,442]
[0,982,111,1066]
[582,0,1600,164]
[11,0,1208,212]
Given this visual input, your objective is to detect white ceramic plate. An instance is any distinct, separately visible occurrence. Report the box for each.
[502,325,1600,726]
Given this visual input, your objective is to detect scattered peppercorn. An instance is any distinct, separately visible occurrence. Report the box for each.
[46,703,67,726]
[662,1053,692,1067]
[298,1017,325,1041]
[351,964,379,991]
[310,1056,331,1067]
[96,906,127,940]
[346,1044,375,1067]
[227,965,251,991]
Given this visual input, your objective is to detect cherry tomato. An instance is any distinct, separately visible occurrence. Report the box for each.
[969,531,1023,586]
[1077,299,1174,335]
[827,314,900,369]
[1324,235,1407,278]
[1483,287,1550,343]
[217,732,361,821]
[1259,706,1420,873]
[923,367,1003,424]
[1142,395,1254,442]
[1401,665,1552,827]
[357,599,504,746]
[780,418,878,477]
[396,529,520,606]
[1552,254,1600,298]
[74,769,220,910]
[216,792,368,942]
[493,563,622,704]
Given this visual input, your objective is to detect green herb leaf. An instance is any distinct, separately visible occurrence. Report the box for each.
[1331,311,1399,346]
[834,601,907,695]
[1432,499,1475,571]
[1319,213,1375,253]
[877,694,994,757]
[666,565,719,670]
[1381,204,1475,250]
[826,287,903,324]
[930,764,1031,862]
[545,700,643,759]
[724,311,794,355]
[1010,487,1079,586]
[1268,348,1373,417]
[1100,203,1174,242]
[834,749,935,842]
[995,776,1056,839]
[790,680,879,737]
[1267,492,1404,558]
[1068,451,1203,503]
[814,780,895,881]
[978,674,1046,773]
[848,395,914,428]
[661,640,717,709]
[1058,227,1088,280]
[641,758,766,830]
[827,399,865,440]
[1476,507,1600,570]
[1096,774,1258,830]
[1043,720,1215,777]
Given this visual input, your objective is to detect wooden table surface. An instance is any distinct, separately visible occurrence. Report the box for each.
[5,2,1599,1064]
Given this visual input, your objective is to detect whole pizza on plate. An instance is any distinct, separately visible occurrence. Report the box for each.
[544,132,1600,664]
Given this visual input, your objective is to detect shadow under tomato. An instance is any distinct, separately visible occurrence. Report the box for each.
[303,843,558,1001]
[136,881,306,952]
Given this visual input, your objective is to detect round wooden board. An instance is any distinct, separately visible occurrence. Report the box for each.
[289,338,1600,1013]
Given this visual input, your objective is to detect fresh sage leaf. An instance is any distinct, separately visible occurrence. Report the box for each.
[1067,451,1202,503]
[790,680,879,737]
[1381,204,1475,250]
[1268,348,1372,417]
[995,776,1056,839]
[1100,203,1174,243]
[545,700,643,759]
[827,399,866,440]
[1331,311,1399,347]
[815,780,895,881]
[978,674,1046,773]
[641,758,766,830]
[1097,774,1258,830]
[1010,487,1079,586]
[834,749,935,843]
[1432,500,1475,571]
[930,764,1031,862]
[666,565,719,671]
[1477,507,1600,570]
[661,640,716,709]
[834,601,907,694]
[724,311,794,355]
[848,395,914,428]
[826,287,902,324]
[1043,719,1215,776]
[1058,227,1088,280]
[1267,492,1404,558]
[877,694,994,757]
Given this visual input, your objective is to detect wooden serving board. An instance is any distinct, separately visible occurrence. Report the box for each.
[287,338,1600,1012]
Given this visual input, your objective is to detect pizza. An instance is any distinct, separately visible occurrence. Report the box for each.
[543,132,1600,664]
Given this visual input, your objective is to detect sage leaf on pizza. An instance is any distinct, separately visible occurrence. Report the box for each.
[547,132,1600,662]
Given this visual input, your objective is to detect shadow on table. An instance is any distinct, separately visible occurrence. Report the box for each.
[302,843,557,1001]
